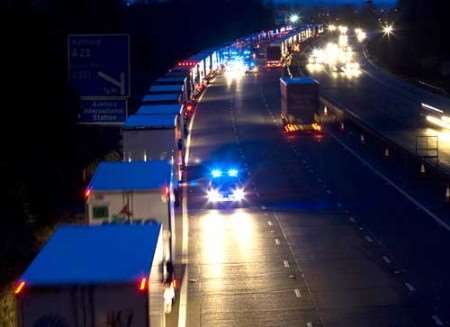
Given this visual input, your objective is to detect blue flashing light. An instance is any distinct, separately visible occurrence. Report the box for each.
[228,169,239,177]
[211,169,223,178]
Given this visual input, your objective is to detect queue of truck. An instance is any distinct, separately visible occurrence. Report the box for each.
[13,23,324,327]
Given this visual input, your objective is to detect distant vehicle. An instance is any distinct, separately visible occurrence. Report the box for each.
[206,166,246,207]
[244,57,258,73]
[266,41,283,68]
[280,76,322,134]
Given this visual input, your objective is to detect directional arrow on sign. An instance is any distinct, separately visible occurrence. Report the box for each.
[98,71,126,96]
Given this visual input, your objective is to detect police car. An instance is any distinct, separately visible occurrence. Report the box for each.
[206,167,246,206]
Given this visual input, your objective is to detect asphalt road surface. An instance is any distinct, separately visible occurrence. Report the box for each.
[178,68,450,326]
[303,34,450,171]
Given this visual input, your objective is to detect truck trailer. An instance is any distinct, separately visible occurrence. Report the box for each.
[86,161,176,261]
[16,224,166,327]
[122,114,183,181]
[136,104,187,140]
[142,93,183,105]
[154,76,190,102]
[280,76,321,133]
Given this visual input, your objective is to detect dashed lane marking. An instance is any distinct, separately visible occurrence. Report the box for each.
[275,238,280,245]
[405,282,416,292]
[432,315,444,326]
[365,236,373,243]
[268,221,273,226]
[283,260,290,268]
[294,288,301,298]
[382,256,391,264]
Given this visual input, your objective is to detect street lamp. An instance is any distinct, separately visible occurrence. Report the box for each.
[289,14,299,24]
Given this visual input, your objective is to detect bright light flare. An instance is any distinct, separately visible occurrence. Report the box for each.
[228,169,238,177]
[211,169,222,178]
[383,24,394,37]
[224,59,246,81]
[328,24,336,32]
[338,35,348,47]
[232,188,246,201]
[289,14,299,24]
[338,25,348,34]
[355,28,367,42]
[207,188,222,203]
[426,115,450,130]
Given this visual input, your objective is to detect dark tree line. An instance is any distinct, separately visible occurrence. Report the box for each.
[368,0,450,89]
[0,0,273,286]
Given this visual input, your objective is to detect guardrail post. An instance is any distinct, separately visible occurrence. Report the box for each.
[360,134,365,144]
[340,122,345,131]
[384,148,390,158]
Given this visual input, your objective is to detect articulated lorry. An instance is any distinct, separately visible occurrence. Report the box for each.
[16,224,166,327]
[280,76,321,133]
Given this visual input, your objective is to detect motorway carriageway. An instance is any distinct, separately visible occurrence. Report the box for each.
[173,68,450,326]
[304,34,450,172]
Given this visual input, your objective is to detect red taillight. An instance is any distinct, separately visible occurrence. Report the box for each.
[14,281,25,295]
[139,277,147,292]
[187,104,193,111]
[85,188,91,198]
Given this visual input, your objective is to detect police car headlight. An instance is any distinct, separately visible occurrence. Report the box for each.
[232,188,246,201]
[207,188,221,202]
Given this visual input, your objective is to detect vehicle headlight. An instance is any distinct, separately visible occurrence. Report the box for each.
[232,188,245,201]
[207,188,221,202]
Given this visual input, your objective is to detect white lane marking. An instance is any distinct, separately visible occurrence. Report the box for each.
[365,236,373,243]
[432,315,444,326]
[275,238,280,245]
[382,256,391,264]
[294,288,301,298]
[178,265,188,327]
[405,282,416,292]
[326,189,332,194]
[268,221,273,226]
[328,130,450,232]
[306,323,313,327]
[349,217,356,223]
[179,87,207,327]
[283,260,290,268]
[261,206,267,210]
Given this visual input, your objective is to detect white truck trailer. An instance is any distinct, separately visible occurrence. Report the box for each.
[85,161,176,260]
[155,76,191,102]
[122,113,180,160]
[15,224,166,327]
[121,114,183,181]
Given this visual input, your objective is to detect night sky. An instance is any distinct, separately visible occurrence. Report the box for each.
[272,0,396,5]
